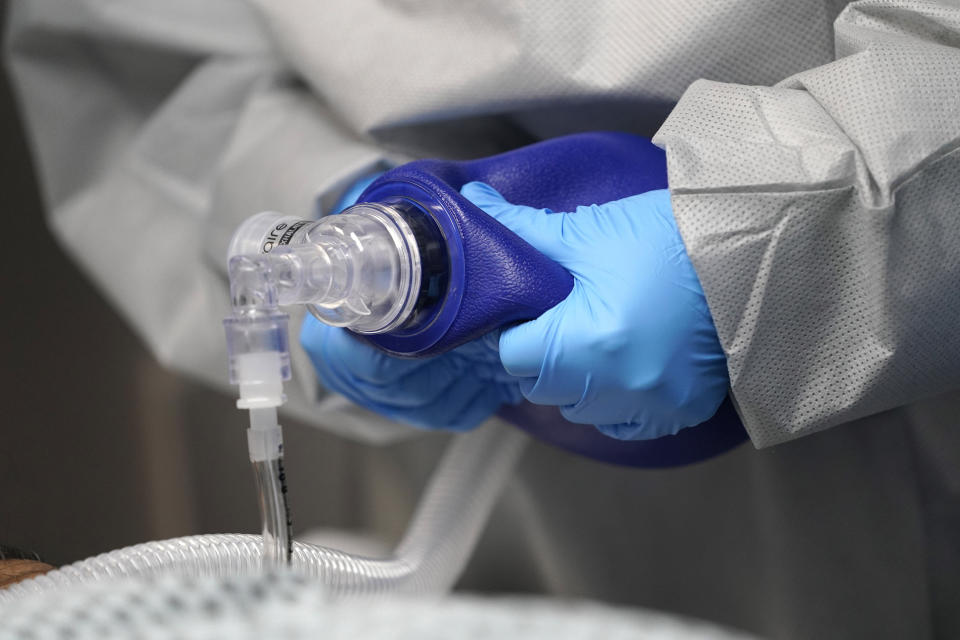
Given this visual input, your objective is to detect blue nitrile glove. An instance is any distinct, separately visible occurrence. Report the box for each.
[301,318,522,431]
[330,172,383,214]
[301,173,522,431]
[461,181,729,440]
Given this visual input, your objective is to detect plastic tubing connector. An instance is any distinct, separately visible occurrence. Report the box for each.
[220,202,435,570]
[226,206,423,335]
[223,248,296,567]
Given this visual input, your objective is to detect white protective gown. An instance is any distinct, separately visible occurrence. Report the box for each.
[6,1,960,638]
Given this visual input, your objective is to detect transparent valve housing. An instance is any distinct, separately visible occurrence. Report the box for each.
[227,205,422,334]
[222,203,427,569]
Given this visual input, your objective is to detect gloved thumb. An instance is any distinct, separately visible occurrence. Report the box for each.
[461,181,572,264]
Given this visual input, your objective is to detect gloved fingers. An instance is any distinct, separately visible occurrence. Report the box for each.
[563,396,694,440]
[301,316,433,385]
[310,335,495,428]
[303,319,454,411]
[497,298,568,378]
[558,396,647,429]
[592,422,655,441]
[441,383,512,431]
[460,181,574,265]
[457,359,519,384]
[318,338,471,410]
[592,418,694,441]
[448,334,518,384]
[449,332,501,363]
[303,315,512,426]
[349,355,481,409]
[355,347,523,409]
[518,372,589,408]
[301,322,381,402]
[375,374,506,431]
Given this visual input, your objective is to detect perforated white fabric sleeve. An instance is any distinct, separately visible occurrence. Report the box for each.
[653,0,960,447]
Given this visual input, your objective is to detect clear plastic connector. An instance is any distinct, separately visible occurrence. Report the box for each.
[223,203,425,409]
[223,313,290,410]
[227,204,422,334]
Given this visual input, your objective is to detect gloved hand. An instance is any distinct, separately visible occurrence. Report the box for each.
[300,172,523,432]
[461,181,728,440]
[301,318,522,431]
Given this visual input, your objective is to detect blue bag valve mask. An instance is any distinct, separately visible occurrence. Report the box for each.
[228,132,747,467]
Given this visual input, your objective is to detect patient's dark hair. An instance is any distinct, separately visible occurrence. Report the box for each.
[0,545,54,589]
[0,545,44,562]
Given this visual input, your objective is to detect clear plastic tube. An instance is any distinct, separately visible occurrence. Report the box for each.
[245,408,293,568]
[1,422,526,601]
[251,456,292,566]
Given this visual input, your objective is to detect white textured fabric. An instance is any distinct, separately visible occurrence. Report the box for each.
[0,574,756,640]
[654,1,960,445]
[11,0,957,447]
[5,0,849,443]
